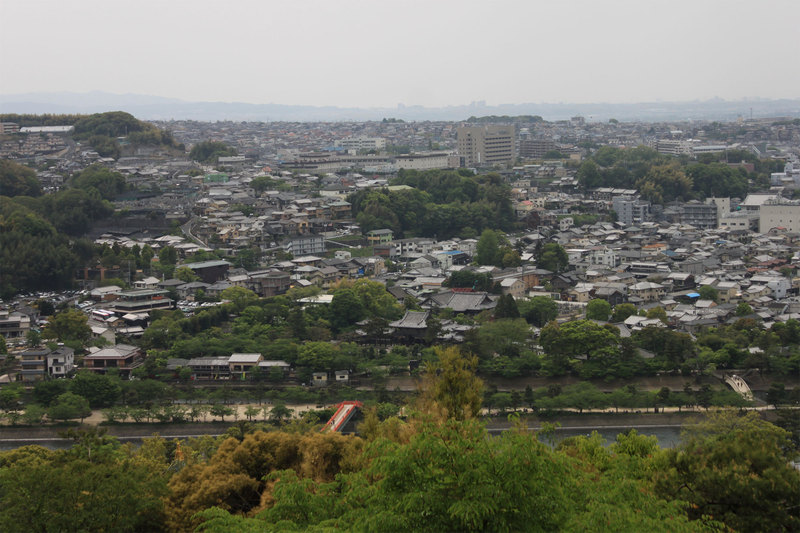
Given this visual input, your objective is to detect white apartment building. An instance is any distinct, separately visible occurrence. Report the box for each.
[395,152,453,170]
[334,136,387,152]
[759,202,800,233]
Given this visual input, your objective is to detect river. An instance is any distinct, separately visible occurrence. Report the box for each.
[0,423,684,451]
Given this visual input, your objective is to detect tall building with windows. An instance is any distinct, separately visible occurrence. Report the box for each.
[457,125,515,167]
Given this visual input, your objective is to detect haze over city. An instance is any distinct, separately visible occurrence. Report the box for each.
[2,0,799,109]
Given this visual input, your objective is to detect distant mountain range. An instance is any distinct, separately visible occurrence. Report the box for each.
[1,91,799,123]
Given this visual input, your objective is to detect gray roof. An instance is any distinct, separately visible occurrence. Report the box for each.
[428,291,497,312]
[389,310,430,329]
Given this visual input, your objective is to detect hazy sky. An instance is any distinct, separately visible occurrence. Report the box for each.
[1,0,798,108]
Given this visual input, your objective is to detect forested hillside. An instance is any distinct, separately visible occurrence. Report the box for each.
[0,163,128,297]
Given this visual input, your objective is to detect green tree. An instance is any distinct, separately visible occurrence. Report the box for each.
[189,141,238,164]
[586,299,611,321]
[0,159,41,197]
[610,303,637,323]
[0,384,23,415]
[209,404,234,422]
[47,391,91,422]
[420,346,484,420]
[493,294,520,319]
[329,288,366,332]
[0,430,167,532]
[538,242,569,273]
[70,164,128,200]
[270,403,292,424]
[174,265,199,282]
[25,329,41,347]
[697,285,719,303]
[158,245,178,266]
[201,419,577,532]
[43,308,91,343]
[69,371,122,408]
[654,411,800,532]
[519,296,558,327]
[475,228,504,266]
[637,164,693,204]
[735,301,753,316]
[540,319,621,377]
[219,286,258,311]
[446,270,494,292]
[21,404,46,425]
[645,306,668,323]
[32,379,69,406]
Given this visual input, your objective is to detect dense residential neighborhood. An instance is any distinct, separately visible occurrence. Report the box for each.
[2,114,800,383]
[1,111,799,533]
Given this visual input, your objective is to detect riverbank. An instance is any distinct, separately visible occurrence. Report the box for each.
[0,409,710,446]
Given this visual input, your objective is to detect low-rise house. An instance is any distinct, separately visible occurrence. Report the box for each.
[82,344,143,378]
[629,281,666,303]
[258,360,291,377]
[366,228,394,244]
[47,346,74,378]
[716,281,740,303]
[0,310,31,340]
[229,353,262,379]
[500,278,526,299]
[134,276,161,289]
[188,357,231,380]
[18,348,49,382]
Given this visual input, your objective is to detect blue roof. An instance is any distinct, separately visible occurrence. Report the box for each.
[687,292,701,298]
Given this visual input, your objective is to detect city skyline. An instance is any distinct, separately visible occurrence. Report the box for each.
[1,0,799,109]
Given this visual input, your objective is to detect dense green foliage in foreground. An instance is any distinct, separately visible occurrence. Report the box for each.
[1,408,797,532]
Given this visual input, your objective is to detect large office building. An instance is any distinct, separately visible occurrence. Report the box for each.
[457,125,515,167]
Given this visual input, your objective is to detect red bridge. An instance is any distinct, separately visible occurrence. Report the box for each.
[322,401,363,433]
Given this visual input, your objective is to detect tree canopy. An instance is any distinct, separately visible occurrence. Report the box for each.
[189,141,238,164]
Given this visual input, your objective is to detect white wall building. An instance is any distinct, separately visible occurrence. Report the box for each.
[759,202,800,233]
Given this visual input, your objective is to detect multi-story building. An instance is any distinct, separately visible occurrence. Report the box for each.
[106,289,173,315]
[285,235,326,256]
[612,195,651,225]
[47,346,75,378]
[656,139,694,156]
[18,348,50,382]
[457,125,515,167]
[395,152,453,170]
[0,310,31,340]
[519,138,556,159]
[759,202,800,233]
[334,136,386,152]
[680,201,718,229]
